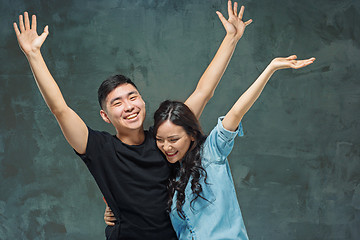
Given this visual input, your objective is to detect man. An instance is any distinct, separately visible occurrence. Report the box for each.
[13,1,251,238]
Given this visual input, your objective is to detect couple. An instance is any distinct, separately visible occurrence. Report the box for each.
[13,0,314,239]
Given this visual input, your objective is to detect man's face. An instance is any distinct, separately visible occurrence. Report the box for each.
[100,83,146,132]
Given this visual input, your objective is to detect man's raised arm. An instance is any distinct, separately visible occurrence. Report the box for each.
[14,12,88,154]
[185,0,252,119]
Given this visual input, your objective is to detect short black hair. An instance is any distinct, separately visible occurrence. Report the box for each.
[97,74,138,109]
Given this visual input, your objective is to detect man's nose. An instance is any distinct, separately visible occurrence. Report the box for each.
[123,100,134,112]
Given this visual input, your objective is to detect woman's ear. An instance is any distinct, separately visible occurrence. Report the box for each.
[100,110,111,124]
[190,132,196,142]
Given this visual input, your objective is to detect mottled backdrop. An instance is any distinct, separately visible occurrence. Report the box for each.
[1,0,359,239]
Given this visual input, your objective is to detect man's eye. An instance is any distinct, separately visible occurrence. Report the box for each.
[114,102,122,106]
[130,96,137,100]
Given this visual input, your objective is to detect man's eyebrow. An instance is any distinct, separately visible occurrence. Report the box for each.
[109,91,138,105]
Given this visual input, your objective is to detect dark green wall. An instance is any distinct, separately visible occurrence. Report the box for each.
[1,0,359,239]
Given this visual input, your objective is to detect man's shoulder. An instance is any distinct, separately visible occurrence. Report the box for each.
[88,126,114,138]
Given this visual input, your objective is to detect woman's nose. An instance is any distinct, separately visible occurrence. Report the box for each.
[164,141,172,151]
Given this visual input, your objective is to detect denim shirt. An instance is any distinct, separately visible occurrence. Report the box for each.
[170,117,248,240]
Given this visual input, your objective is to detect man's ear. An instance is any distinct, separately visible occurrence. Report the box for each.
[100,110,111,124]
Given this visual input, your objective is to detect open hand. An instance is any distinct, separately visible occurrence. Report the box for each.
[270,55,316,71]
[216,0,252,41]
[13,12,49,56]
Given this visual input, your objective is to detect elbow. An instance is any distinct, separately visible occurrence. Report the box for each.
[207,91,215,101]
[50,105,69,118]
[203,90,215,103]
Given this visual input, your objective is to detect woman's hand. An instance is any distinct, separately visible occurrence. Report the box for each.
[13,12,49,56]
[270,55,316,71]
[216,0,253,41]
[104,206,116,226]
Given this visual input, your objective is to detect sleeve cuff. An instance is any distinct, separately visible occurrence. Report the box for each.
[217,116,244,139]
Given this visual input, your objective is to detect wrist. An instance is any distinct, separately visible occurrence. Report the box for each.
[25,49,42,60]
[266,62,278,73]
[224,34,239,45]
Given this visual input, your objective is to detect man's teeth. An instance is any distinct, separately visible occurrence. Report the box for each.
[126,113,138,120]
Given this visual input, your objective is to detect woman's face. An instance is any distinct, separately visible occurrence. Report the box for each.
[155,120,194,164]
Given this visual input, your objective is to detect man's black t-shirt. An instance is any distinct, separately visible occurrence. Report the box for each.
[76,127,177,240]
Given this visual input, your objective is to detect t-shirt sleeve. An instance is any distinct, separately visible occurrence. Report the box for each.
[74,126,109,166]
[202,116,244,164]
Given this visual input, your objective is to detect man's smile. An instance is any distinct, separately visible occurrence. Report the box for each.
[125,113,138,120]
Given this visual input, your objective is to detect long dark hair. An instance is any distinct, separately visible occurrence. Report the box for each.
[153,100,207,219]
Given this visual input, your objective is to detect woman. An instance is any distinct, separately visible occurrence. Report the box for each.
[105,55,315,239]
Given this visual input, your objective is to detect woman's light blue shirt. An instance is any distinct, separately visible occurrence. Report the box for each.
[170,117,248,240]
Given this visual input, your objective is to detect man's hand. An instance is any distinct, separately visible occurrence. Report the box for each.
[270,55,316,71]
[216,0,252,41]
[13,12,49,56]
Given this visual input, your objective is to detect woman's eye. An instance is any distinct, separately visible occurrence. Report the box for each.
[170,139,179,143]
[156,139,164,143]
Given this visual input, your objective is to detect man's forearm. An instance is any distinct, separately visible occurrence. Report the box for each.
[185,34,239,119]
[196,34,238,99]
[27,51,68,114]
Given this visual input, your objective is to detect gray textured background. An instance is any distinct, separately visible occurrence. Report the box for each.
[1,0,360,239]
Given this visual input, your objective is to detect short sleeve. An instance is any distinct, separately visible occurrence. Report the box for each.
[202,117,244,164]
[74,126,110,166]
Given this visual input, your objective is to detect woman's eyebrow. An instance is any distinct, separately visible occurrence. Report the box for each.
[167,135,179,138]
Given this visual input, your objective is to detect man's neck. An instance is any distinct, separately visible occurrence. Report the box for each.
[116,127,145,146]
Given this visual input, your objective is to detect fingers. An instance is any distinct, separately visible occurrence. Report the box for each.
[244,19,253,26]
[104,206,116,226]
[13,22,20,36]
[19,14,25,32]
[291,58,315,69]
[286,55,297,60]
[216,11,228,26]
[17,12,37,33]
[291,63,305,69]
[31,14,37,30]
[302,59,316,67]
[105,220,116,226]
[24,12,30,30]
[228,0,234,17]
[105,206,112,213]
[104,210,115,217]
[104,216,116,226]
[105,206,114,217]
[38,25,49,43]
[234,2,238,17]
[43,25,49,34]
[238,5,244,19]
